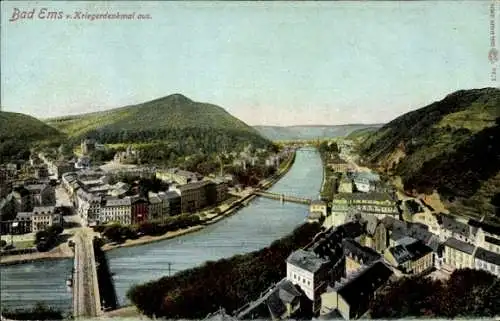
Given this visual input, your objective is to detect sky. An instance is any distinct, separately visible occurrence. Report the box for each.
[1,1,498,126]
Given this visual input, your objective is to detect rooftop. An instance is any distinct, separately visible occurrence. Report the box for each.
[335,261,393,306]
[33,206,56,214]
[485,236,500,246]
[176,180,212,192]
[343,238,381,265]
[441,214,470,238]
[405,240,433,259]
[474,247,500,266]
[468,219,500,236]
[105,197,132,207]
[444,237,475,254]
[24,184,48,191]
[388,245,413,265]
[286,249,330,273]
[334,192,394,202]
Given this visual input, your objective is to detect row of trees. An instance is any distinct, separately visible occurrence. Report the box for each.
[82,128,272,157]
[370,269,500,318]
[127,222,322,319]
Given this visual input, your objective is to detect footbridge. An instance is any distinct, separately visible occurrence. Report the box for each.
[253,190,312,205]
[73,230,101,319]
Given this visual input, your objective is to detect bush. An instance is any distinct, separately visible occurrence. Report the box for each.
[1,301,64,320]
[370,269,500,318]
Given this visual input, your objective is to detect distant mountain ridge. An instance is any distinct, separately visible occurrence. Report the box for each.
[45,94,273,157]
[47,93,263,137]
[254,123,384,141]
[360,87,500,223]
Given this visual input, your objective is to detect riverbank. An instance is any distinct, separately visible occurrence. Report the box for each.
[0,241,73,266]
[0,150,297,265]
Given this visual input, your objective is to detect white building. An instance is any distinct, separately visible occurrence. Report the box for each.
[286,249,330,313]
[76,189,101,226]
[100,197,132,225]
[310,200,328,217]
[32,206,62,232]
[474,247,500,277]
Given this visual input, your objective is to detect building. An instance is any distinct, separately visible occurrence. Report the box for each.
[32,206,61,232]
[286,249,331,314]
[384,239,433,275]
[156,168,202,185]
[352,178,370,193]
[468,219,500,253]
[265,155,281,168]
[411,209,441,235]
[352,172,380,193]
[34,166,49,180]
[158,191,182,216]
[173,181,211,213]
[342,238,381,275]
[100,197,132,225]
[131,197,149,224]
[319,261,393,320]
[50,161,75,179]
[25,184,56,207]
[81,138,96,155]
[265,279,303,320]
[76,189,102,226]
[76,156,92,169]
[330,192,399,220]
[442,237,476,272]
[474,247,500,277]
[148,192,163,221]
[328,160,349,173]
[210,177,228,204]
[383,216,443,269]
[362,215,388,253]
[439,214,472,244]
[337,176,354,193]
[114,146,140,164]
[310,200,327,217]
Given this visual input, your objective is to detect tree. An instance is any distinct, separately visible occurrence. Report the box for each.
[47,224,63,236]
[35,230,49,243]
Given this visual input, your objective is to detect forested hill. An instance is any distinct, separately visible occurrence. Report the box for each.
[254,123,384,141]
[360,87,500,223]
[46,94,272,151]
[0,111,64,163]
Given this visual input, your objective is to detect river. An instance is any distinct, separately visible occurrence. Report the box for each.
[0,147,323,311]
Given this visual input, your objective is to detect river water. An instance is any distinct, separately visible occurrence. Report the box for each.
[0,147,323,311]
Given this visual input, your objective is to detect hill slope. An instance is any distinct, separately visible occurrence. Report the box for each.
[46,94,272,155]
[0,111,64,162]
[360,88,500,222]
[254,124,384,141]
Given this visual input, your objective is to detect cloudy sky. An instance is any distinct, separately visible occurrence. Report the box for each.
[1,1,497,126]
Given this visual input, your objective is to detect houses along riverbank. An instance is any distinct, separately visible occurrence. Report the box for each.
[1,148,321,312]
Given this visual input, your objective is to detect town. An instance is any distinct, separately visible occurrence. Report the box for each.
[208,140,500,320]
[1,135,499,320]
[1,2,498,319]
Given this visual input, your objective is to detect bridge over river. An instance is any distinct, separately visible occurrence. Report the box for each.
[0,147,324,310]
[72,230,101,318]
[252,190,312,205]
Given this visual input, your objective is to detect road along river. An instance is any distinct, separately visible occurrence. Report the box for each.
[0,147,324,311]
